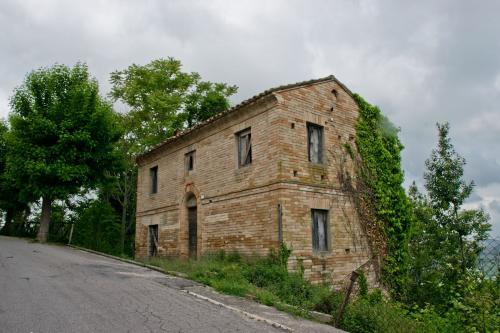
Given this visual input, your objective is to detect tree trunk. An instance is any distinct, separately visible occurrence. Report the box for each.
[120,175,129,255]
[36,197,52,242]
[120,199,127,254]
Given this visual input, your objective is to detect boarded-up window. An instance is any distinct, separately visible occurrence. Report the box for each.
[311,209,329,252]
[149,224,158,257]
[307,123,323,164]
[237,128,252,167]
[185,151,195,172]
[150,166,158,194]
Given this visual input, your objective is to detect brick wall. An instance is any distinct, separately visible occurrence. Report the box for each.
[135,79,376,286]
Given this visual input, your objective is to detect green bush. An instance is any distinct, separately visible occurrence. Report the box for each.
[255,289,280,306]
[143,246,499,332]
[243,260,288,288]
[312,288,342,314]
[145,244,334,315]
[71,200,122,255]
[342,298,423,333]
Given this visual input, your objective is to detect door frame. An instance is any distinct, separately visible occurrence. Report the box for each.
[148,224,159,257]
[188,206,197,258]
[185,192,198,258]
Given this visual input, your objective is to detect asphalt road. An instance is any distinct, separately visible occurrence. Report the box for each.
[0,236,284,333]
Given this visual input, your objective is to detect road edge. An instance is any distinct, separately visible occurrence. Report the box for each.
[67,244,295,331]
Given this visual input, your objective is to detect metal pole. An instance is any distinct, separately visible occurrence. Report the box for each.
[278,203,283,244]
[68,223,74,245]
[335,270,359,327]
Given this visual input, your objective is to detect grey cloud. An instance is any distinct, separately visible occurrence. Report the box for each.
[490,200,500,215]
[465,191,483,205]
[0,0,499,235]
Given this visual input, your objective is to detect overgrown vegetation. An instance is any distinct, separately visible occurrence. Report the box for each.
[144,244,497,333]
[0,58,236,258]
[353,94,413,298]
[1,62,498,332]
[144,246,339,317]
[351,97,498,332]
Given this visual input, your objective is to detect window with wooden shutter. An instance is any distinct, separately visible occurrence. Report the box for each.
[307,123,323,164]
[237,128,252,167]
[150,166,158,194]
[185,150,195,172]
[311,209,329,252]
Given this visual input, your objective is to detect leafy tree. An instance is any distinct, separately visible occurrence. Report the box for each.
[424,123,490,277]
[0,120,9,224]
[0,120,12,232]
[0,120,29,235]
[6,63,122,242]
[110,57,237,154]
[104,57,237,254]
[408,123,491,309]
[407,182,449,306]
[70,198,122,255]
[99,130,137,255]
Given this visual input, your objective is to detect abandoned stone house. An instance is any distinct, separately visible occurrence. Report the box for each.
[135,75,375,284]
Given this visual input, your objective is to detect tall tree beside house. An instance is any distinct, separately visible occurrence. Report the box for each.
[424,123,490,278]
[6,63,123,242]
[98,123,137,255]
[407,123,491,310]
[0,120,29,235]
[109,57,238,154]
[0,120,9,228]
[0,120,13,232]
[103,57,237,253]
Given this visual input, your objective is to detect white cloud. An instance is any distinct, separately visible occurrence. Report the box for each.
[1,0,499,236]
[494,73,500,92]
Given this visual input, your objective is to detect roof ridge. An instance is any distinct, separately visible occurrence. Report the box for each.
[137,75,349,161]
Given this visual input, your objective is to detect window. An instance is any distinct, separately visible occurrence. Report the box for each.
[185,151,195,172]
[150,166,158,194]
[307,123,323,164]
[237,128,252,167]
[311,209,329,252]
[148,224,158,257]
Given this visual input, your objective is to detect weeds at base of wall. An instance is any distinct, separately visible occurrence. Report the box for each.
[141,245,475,333]
[142,246,337,319]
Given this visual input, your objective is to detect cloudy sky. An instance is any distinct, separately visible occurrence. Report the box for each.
[1,0,499,236]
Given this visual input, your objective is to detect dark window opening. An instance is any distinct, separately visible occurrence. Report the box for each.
[150,166,158,194]
[237,128,252,167]
[307,123,323,164]
[185,151,195,172]
[312,209,329,252]
[149,224,158,257]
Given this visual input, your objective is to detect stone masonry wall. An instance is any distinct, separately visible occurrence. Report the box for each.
[135,95,282,258]
[272,81,374,285]
[135,79,376,286]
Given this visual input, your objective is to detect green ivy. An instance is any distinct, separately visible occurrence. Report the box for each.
[353,94,412,299]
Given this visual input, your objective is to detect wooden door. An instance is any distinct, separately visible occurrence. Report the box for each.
[149,224,158,257]
[188,207,197,258]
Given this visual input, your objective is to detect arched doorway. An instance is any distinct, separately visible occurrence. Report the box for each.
[185,193,197,258]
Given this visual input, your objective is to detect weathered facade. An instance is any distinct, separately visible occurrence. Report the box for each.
[135,76,376,284]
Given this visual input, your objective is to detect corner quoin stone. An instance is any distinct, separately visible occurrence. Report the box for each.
[135,76,378,286]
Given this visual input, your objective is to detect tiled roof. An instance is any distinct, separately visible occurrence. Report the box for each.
[137,74,351,161]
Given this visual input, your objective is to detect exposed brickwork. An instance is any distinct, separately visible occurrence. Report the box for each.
[135,78,376,286]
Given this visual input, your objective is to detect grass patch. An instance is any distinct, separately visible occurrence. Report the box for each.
[143,247,337,318]
[142,247,478,333]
